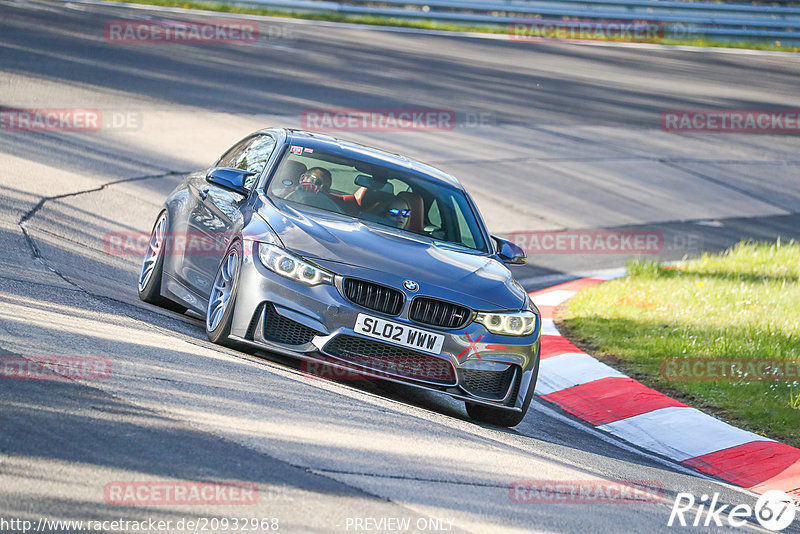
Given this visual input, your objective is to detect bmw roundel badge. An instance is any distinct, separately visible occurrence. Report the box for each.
[403,280,419,292]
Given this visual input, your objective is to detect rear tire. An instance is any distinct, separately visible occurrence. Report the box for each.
[138,211,187,313]
[465,364,539,427]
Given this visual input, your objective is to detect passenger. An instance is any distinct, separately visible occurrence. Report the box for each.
[366,196,411,230]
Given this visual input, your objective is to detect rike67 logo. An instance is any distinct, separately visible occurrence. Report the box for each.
[669,491,797,531]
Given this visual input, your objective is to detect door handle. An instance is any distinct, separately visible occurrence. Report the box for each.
[199,188,209,201]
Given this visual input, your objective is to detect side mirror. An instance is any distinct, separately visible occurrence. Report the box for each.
[492,236,527,265]
[206,167,254,196]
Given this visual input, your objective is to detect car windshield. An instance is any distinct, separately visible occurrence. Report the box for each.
[266,147,488,252]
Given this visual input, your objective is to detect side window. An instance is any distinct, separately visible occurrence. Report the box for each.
[427,199,442,228]
[450,197,477,249]
[425,198,447,240]
[217,135,276,190]
[217,138,251,168]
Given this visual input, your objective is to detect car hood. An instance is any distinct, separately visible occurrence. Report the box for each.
[262,201,526,311]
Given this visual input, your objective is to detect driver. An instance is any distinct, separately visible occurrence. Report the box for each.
[285,166,342,212]
[297,167,332,195]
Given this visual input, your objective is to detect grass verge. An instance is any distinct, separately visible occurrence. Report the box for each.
[104,0,799,53]
[557,240,800,448]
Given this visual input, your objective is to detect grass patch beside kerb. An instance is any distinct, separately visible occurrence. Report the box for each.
[557,240,800,448]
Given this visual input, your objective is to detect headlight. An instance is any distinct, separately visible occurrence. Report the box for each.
[257,243,333,286]
[475,310,537,336]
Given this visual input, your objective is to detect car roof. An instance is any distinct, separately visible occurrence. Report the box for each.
[268,128,463,189]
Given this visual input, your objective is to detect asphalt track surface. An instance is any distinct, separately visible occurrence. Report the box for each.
[1,0,800,532]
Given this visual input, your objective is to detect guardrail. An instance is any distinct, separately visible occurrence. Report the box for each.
[228,0,800,45]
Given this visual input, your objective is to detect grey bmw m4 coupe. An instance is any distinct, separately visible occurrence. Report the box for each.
[138,128,541,426]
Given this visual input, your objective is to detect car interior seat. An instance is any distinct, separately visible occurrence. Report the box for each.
[354,183,394,213]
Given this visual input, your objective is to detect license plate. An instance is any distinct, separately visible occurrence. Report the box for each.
[354,314,445,355]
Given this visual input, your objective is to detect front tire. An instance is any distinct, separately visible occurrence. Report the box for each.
[206,240,246,350]
[138,211,186,313]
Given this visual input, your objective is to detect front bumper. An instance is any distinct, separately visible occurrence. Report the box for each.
[230,244,541,412]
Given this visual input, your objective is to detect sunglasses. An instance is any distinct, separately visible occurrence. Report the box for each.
[388,208,411,217]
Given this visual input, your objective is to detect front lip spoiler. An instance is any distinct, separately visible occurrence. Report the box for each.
[228,335,523,413]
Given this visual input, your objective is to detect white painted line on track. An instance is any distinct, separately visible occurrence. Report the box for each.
[540,318,559,336]
[535,352,627,395]
[593,267,628,281]
[532,400,762,500]
[598,406,773,462]
[532,289,576,307]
